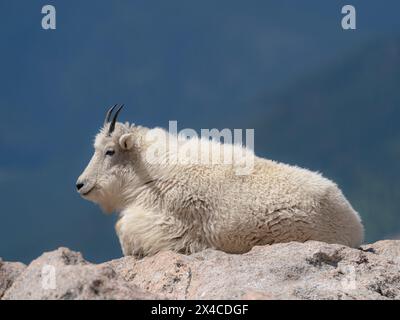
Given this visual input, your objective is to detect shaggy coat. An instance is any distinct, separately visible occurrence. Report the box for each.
[77,122,364,257]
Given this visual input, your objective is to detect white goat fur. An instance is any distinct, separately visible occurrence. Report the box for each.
[79,122,364,257]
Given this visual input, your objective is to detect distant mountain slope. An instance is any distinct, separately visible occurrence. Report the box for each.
[251,38,400,242]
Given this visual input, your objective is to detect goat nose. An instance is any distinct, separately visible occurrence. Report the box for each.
[76,182,84,191]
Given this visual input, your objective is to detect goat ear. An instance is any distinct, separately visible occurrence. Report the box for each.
[119,133,135,150]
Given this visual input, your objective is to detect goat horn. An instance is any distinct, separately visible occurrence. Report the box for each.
[108,104,124,135]
[104,104,117,127]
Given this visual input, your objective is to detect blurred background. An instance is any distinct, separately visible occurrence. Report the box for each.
[0,0,399,263]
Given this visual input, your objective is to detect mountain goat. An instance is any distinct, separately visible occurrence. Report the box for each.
[76,105,364,257]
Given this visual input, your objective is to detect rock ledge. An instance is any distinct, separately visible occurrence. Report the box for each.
[1,240,400,300]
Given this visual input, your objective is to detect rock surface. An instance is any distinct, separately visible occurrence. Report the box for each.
[0,258,26,299]
[2,248,158,300]
[1,241,400,300]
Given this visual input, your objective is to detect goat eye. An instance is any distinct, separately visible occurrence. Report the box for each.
[105,150,115,156]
